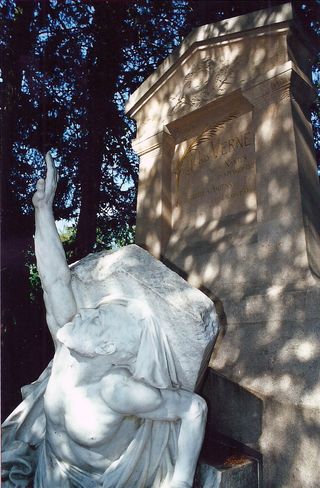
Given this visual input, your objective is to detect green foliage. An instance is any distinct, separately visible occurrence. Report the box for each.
[59,224,77,262]
[95,224,135,252]
[25,247,42,303]
[112,225,136,250]
[27,262,41,302]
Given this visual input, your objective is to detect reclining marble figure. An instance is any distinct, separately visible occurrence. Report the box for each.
[2,153,219,487]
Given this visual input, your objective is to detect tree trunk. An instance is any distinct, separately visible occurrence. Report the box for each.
[74,3,127,260]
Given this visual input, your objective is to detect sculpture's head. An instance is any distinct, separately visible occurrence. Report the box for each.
[56,297,148,364]
[57,295,179,389]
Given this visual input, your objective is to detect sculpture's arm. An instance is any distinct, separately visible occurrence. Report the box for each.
[138,387,207,488]
[33,153,77,338]
[103,373,207,488]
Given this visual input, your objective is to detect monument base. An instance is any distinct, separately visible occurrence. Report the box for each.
[195,437,260,488]
[201,284,320,488]
[195,461,259,488]
[126,2,320,485]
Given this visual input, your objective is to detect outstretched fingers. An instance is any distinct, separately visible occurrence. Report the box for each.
[32,153,58,208]
[44,151,58,199]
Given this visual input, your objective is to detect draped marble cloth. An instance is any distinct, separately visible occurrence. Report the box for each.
[2,307,181,488]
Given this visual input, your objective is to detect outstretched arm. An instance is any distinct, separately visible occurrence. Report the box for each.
[103,371,207,488]
[33,153,77,339]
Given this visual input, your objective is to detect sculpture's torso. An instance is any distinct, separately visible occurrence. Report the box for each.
[44,344,141,473]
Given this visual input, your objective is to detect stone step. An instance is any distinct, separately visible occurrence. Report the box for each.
[194,434,260,488]
[194,456,259,488]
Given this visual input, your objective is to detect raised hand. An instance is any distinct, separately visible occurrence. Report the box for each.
[32,152,58,209]
[32,151,77,333]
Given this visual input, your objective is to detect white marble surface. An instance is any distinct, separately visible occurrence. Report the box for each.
[2,153,218,488]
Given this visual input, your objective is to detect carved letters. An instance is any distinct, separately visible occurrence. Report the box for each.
[172,113,257,223]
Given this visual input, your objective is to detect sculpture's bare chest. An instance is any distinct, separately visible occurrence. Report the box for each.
[44,347,140,457]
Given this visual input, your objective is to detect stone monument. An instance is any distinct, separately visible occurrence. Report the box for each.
[2,154,219,488]
[126,3,320,487]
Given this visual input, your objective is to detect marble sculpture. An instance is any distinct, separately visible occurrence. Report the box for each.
[2,153,218,487]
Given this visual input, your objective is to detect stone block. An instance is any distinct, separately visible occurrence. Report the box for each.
[195,459,259,488]
[70,244,219,390]
[201,370,263,449]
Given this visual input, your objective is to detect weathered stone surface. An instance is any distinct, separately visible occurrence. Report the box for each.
[70,244,218,390]
[127,2,320,486]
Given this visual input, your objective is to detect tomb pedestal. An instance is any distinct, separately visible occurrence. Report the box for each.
[126,4,320,486]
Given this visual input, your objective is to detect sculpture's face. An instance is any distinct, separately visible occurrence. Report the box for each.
[57,308,106,357]
[57,303,141,361]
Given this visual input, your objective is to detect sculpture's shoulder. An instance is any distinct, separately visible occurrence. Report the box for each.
[100,367,161,416]
[100,367,131,404]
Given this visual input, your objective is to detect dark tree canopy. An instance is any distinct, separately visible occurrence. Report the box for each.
[1,0,191,418]
[1,0,319,418]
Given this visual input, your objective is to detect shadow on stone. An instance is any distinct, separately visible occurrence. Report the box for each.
[201,368,263,449]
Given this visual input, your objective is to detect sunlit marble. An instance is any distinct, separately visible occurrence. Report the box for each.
[2,153,218,488]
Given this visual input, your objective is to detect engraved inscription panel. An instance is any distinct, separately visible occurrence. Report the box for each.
[171,112,256,230]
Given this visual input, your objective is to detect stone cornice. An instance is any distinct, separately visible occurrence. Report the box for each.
[126,3,294,116]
